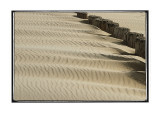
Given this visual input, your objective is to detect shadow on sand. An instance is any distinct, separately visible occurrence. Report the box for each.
[129,71,146,85]
[79,20,89,24]
[101,53,146,85]
[74,14,147,86]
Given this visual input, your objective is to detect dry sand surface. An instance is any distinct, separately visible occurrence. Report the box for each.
[89,12,146,36]
[14,12,146,101]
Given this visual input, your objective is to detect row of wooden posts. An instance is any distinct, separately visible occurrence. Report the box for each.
[76,12,146,58]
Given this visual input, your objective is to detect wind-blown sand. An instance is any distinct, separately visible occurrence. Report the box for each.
[14,12,146,101]
[89,12,146,36]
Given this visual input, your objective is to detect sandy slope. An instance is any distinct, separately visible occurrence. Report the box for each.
[14,12,146,101]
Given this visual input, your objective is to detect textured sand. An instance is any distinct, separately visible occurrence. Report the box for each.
[89,12,146,36]
[14,12,146,101]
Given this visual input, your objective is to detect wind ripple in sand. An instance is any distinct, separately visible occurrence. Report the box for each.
[14,12,146,101]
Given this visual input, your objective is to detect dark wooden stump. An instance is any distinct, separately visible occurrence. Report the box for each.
[108,22,119,35]
[93,18,102,28]
[106,21,113,33]
[113,27,130,39]
[81,12,88,19]
[88,15,102,25]
[135,37,145,58]
[100,19,113,31]
[124,32,143,48]
[76,12,88,19]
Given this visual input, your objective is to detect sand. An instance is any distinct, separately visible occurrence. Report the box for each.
[89,12,146,36]
[14,12,146,101]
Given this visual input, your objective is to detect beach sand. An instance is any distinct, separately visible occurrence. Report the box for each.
[89,12,146,36]
[14,12,146,101]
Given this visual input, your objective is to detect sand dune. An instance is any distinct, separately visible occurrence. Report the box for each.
[14,12,146,101]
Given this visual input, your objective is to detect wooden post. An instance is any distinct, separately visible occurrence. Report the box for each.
[106,21,113,33]
[82,12,88,19]
[108,22,119,35]
[93,18,102,28]
[135,37,145,58]
[76,12,88,19]
[125,32,143,48]
[88,15,102,25]
[100,19,113,31]
[113,27,130,39]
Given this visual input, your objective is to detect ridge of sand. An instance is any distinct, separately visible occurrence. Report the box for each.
[14,12,146,101]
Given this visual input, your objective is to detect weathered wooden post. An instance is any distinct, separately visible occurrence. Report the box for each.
[125,32,143,48]
[93,18,102,28]
[88,15,102,25]
[113,27,119,38]
[100,19,113,31]
[113,27,130,39]
[135,37,145,58]
[108,22,119,35]
[82,12,88,19]
[106,21,113,33]
[76,12,88,19]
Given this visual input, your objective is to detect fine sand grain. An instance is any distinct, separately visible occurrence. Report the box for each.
[14,12,146,101]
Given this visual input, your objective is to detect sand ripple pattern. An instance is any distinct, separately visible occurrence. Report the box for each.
[14,12,146,101]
